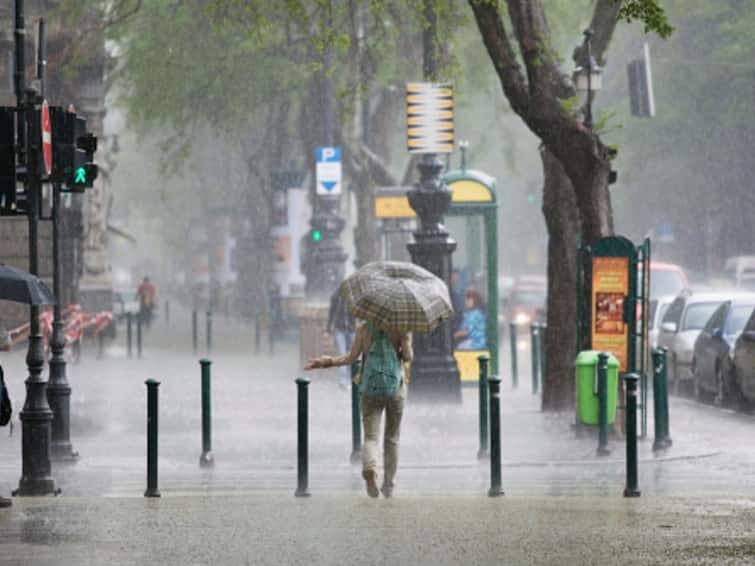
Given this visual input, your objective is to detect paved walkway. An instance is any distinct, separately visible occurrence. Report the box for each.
[0,311,753,563]
[2,494,755,565]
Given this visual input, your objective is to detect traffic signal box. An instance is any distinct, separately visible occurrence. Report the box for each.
[50,107,98,192]
[0,105,98,215]
[0,107,16,215]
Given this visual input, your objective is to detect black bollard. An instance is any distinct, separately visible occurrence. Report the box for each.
[127,312,133,358]
[539,322,547,381]
[477,355,490,460]
[295,377,311,497]
[487,375,504,497]
[136,313,143,358]
[206,311,212,355]
[530,324,540,394]
[199,359,214,467]
[596,352,611,457]
[623,373,641,498]
[508,322,519,389]
[652,348,673,452]
[192,309,198,355]
[144,379,161,498]
[350,361,362,464]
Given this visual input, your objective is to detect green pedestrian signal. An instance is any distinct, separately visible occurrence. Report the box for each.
[74,167,86,185]
[312,229,322,242]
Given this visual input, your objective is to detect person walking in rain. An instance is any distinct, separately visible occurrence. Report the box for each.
[136,276,157,329]
[305,322,412,498]
[304,261,452,498]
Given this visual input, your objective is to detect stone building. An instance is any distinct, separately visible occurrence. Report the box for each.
[0,1,111,330]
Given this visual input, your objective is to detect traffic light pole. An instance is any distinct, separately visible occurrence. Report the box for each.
[304,21,346,299]
[13,0,57,496]
[47,181,77,462]
[34,15,77,463]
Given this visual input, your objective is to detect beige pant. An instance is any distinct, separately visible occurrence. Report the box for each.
[361,384,405,489]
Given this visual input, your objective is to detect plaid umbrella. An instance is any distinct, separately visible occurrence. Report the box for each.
[339,261,453,333]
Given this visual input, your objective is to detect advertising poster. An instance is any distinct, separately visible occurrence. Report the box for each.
[591,257,629,371]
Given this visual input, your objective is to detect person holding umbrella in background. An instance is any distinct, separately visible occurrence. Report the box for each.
[305,261,453,498]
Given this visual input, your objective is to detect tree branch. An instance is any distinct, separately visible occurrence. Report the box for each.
[573,0,624,66]
[467,0,530,118]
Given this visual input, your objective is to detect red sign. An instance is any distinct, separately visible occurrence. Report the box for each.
[41,99,52,176]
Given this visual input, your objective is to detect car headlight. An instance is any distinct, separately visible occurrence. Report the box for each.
[515,312,531,325]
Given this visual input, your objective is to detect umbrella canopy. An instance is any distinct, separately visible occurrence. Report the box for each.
[0,264,56,305]
[340,261,453,333]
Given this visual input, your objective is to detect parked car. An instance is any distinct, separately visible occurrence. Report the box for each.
[112,288,140,321]
[507,276,546,327]
[648,295,676,351]
[723,256,755,292]
[658,291,735,391]
[691,297,755,405]
[732,308,755,410]
[649,262,689,300]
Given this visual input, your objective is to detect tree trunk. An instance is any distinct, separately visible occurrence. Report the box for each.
[540,148,579,411]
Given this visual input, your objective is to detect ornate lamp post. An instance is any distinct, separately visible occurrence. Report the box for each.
[405,2,461,401]
[406,154,461,401]
[573,29,603,130]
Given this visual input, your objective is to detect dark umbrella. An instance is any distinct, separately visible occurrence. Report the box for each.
[0,264,56,305]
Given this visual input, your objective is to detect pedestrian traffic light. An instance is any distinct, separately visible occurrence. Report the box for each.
[73,115,97,190]
[0,107,17,215]
[51,108,98,191]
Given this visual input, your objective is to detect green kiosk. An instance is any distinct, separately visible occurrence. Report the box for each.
[375,168,499,381]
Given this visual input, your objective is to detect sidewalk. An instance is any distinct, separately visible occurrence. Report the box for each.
[0,310,753,498]
[0,313,754,564]
[1,494,754,565]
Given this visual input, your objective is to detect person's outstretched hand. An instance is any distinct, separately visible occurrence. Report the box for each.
[304,359,321,370]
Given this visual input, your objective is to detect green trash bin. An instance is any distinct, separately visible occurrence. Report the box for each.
[576,351,619,425]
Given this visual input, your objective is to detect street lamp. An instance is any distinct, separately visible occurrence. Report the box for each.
[573,29,603,130]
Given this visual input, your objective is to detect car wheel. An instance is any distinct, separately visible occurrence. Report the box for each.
[728,368,750,413]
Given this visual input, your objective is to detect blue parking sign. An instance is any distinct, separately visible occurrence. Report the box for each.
[316,146,342,196]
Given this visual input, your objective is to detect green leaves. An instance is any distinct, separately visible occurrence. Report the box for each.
[619,0,674,38]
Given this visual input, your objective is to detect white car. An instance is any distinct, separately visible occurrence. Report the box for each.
[648,295,676,351]
[658,290,755,391]
[112,288,140,320]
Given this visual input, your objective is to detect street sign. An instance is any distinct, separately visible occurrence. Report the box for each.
[316,146,342,196]
[406,82,454,154]
[41,99,52,176]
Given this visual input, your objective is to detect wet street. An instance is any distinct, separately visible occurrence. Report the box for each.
[0,311,753,564]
